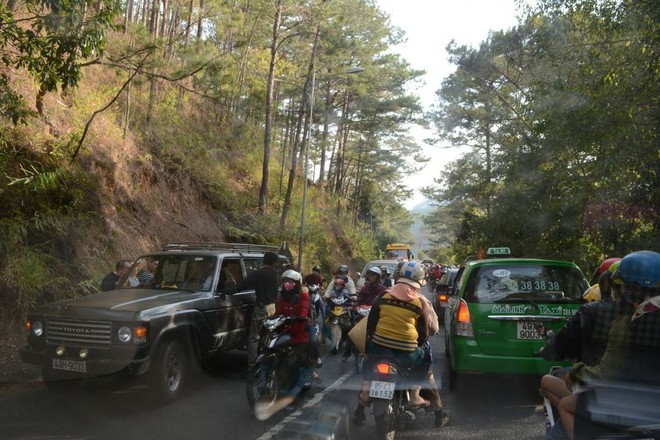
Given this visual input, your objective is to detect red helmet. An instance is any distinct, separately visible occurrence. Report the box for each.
[598,257,621,276]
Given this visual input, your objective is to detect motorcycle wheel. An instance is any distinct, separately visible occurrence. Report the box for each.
[245,362,279,409]
[330,324,342,352]
[354,352,365,374]
[374,401,396,440]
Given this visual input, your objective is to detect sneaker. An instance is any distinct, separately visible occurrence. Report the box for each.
[434,410,450,428]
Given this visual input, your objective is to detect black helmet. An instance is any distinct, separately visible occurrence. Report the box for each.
[312,265,321,272]
[337,265,348,274]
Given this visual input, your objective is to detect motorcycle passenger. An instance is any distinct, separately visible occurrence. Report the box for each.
[325,264,356,298]
[539,265,621,426]
[303,265,326,320]
[323,275,352,353]
[342,267,387,360]
[303,265,324,368]
[380,266,393,288]
[275,270,315,397]
[555,251,660,440]
[354,259,449,428]
[359,262,436,411]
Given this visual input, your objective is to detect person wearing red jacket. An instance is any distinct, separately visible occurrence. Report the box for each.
[276,269,311,345]
[276,270,316,394]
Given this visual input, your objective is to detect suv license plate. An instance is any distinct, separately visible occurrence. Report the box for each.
[516,321,544,340]
[369,380,395,400]
[52,359,86,373]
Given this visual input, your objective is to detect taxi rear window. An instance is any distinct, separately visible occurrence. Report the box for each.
[464,264,588,303]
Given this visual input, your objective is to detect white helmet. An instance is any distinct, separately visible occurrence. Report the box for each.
[366,266,381,277]
[396,261,426,289]
[281,269,302,282]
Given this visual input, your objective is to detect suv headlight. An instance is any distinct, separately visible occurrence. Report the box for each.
[32,321,44,337]
[118,326,133,343]
[117,325,148,344]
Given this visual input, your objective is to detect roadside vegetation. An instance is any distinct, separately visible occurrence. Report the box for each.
[0,0,420,324]
[423,0,659,268]
[0,0,657,329]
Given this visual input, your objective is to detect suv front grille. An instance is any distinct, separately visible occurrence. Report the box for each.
[47,319,112,348]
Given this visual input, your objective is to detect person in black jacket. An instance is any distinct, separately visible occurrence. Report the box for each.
[237,252,281,369]
[100,260,132,292]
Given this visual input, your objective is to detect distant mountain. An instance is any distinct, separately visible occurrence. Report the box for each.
[409,199,435,215]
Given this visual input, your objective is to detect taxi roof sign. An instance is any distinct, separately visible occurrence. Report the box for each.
[486,247,511,256]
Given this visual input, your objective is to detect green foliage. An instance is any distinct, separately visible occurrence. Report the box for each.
[426,0,659,269]
[0,0,121,121]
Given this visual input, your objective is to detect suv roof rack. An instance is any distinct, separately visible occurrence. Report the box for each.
[162,242,279,253]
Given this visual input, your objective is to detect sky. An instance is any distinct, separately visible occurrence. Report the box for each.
[374,0,524,209]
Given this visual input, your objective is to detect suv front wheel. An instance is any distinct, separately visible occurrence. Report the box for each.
[148,339,187,404]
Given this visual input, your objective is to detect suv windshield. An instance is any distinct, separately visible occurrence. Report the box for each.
[464,264,588,303]
[120,255,218,291]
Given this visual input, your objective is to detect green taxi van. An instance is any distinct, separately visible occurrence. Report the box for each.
[444,247,590,390]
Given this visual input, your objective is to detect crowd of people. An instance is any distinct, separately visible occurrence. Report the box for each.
[98,249,659,437]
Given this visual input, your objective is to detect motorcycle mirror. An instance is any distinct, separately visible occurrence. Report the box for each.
[356,272,362,278]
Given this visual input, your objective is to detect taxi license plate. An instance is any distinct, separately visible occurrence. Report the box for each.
[369,380,395,400]
[516,321,544,340]
[52,359,87,373]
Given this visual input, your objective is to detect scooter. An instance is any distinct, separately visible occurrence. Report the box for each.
[365,356,424,440]
[326,296,352,354]
[245,315,312,420]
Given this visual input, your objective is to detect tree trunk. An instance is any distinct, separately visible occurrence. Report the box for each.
[279,24,321,230]
[258,0,284,214]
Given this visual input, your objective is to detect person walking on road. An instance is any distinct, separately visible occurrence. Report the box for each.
[238,251,281,369]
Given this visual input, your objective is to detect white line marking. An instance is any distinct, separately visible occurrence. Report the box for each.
[256,370,354,440]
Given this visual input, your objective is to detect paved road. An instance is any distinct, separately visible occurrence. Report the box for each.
[0,286,547,439]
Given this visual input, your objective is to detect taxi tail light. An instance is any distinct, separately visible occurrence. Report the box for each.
[455,299,474,337]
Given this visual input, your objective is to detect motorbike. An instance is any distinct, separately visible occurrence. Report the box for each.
[364,356,425,440]
[308,283,324,321]
[245,314,312,419]
[351,304,371,373]
[326,295,352,354]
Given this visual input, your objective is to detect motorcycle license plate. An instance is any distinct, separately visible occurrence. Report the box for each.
[369,380,395,400]
[52,358,86,373]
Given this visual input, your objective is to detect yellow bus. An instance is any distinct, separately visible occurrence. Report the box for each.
[385,243,413,260]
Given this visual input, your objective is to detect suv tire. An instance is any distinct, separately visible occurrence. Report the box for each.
[149,339,187,404]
